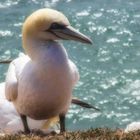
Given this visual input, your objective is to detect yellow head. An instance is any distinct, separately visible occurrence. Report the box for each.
[22,8,92,48]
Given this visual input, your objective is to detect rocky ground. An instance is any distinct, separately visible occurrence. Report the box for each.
[0,128,140,140]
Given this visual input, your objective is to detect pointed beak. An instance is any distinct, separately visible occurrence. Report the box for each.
[52,25,93,44]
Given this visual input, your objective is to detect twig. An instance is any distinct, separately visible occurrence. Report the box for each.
[0,59,12,64]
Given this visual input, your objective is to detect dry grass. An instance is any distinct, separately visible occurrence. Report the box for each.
[0,128,140,140]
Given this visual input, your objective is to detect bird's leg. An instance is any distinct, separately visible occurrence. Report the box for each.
[20,114,30,134]
[59,114,66,133]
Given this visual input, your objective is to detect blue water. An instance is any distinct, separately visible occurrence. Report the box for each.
[0,0,140,130]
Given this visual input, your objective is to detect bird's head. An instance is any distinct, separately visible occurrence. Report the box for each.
[22,8,92,45]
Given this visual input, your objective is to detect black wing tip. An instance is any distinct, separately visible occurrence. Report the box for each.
[72,98,100,111]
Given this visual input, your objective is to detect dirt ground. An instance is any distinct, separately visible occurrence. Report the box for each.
[0,128,140,140]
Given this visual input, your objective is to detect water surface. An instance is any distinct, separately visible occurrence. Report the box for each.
[0,0,140,130]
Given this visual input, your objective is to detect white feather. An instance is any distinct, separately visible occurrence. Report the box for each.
[125,122,140,132]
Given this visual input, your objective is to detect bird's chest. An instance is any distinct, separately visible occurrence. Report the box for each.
[16,60,73,119]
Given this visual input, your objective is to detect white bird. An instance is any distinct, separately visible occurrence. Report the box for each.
[5,8,92,133]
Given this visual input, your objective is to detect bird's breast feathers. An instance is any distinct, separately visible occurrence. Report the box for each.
[10,54,78,119]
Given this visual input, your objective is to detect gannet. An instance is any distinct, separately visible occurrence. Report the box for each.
[5,8,92,133]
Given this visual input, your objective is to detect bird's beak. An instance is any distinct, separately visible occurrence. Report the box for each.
[51,26,93,44]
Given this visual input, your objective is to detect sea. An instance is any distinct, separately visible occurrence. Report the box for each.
[0,0,140,131]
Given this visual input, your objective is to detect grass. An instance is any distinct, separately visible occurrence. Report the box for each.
[0,128,140,140]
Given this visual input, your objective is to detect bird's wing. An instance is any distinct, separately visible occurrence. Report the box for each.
[5,54,30,101]
[5,61,18,101]
[69,59,80,86]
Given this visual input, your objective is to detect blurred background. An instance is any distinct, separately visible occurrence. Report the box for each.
[0,0,140,130]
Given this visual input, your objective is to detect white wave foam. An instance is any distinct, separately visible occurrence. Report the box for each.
[0,30,13,37]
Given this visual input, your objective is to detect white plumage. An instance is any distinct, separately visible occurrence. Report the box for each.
[5,8,92,132]
[125,122,140,133]
[6,42,79,119]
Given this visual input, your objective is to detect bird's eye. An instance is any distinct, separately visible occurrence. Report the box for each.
[49,23,65,30]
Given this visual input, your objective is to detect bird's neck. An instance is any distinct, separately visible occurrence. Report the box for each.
[23,39,68,65]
